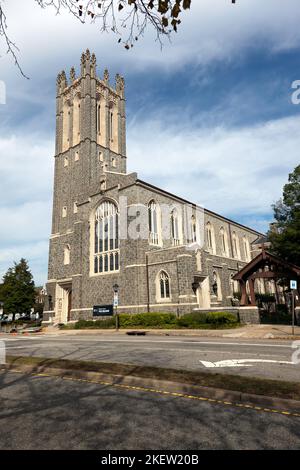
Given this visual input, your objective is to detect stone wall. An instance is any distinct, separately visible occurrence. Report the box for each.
[238,307,260,324]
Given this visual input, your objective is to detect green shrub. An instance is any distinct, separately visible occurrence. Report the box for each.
[176,312,208,327]
[73,318,115,329]
[176,311,238,328]
[205,312,237,325]
[68,311,238,330]
[119,312,177,328]
[260,304,291,325]
[276,304,288,315]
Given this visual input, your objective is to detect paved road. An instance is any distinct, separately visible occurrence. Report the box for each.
[0,370,299,450]
[1,333,300,382]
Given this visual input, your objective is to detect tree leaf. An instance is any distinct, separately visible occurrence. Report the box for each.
[162,16,168,27]
[183,0,191,9]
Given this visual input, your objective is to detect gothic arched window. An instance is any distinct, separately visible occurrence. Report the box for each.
[243,236,251,262]
[109,111,113,141]
[62,100,71,151]
[94,201,119,274]
[64,245,70,265]
[232,232,240,259]
[158,271,170,300]
[148,200,160,245]
[212,270,222,301]
[73,93,81,145]
[220,227,229,257]
[206,222,215,253]
[97,104,101,134]
[171,209,180,246]
[191,215,197,243]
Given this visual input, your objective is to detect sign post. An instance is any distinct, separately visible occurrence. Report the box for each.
[114,293,119,331]
[290,280,297,336]
[113,284,119,332]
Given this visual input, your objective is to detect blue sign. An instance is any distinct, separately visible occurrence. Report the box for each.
[113,292,119,307]
[290,280,298,290]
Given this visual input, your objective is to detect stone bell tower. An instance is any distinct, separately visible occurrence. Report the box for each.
[45,51,127,323]
[51,50,126,236]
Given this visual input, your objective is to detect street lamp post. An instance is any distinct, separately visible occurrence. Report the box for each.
[113,284,119,331]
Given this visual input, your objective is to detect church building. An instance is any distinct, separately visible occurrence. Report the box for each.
[43,51,262,324]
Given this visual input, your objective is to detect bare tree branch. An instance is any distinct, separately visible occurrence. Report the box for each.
[0,1,29,78]
[0,1,236,78]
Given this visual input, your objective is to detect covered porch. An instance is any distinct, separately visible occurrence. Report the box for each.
[233,250,300,309]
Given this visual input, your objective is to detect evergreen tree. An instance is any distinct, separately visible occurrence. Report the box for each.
[269,165,300,266]
[0,259,36,317]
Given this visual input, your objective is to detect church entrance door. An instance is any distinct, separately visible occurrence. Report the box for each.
[55,282,72,324]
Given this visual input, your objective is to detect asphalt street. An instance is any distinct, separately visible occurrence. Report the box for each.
[0,370,299,450]
[1,333,300,382]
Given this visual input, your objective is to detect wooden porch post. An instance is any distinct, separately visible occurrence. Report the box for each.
[240,280,248,306]
[249,278,256,306]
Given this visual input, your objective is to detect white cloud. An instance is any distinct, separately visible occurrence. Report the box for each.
[0,135,53,284]
[1,0,300,82]
[0,201,51,244]
[0,135,54,207]
[127,113,300,221]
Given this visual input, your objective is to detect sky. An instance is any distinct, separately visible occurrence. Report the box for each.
[0,0,300,285]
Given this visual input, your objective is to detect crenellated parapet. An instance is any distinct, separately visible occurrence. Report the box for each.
[57,50,125,98]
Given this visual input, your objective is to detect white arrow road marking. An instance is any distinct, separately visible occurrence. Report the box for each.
[200,359,296,368]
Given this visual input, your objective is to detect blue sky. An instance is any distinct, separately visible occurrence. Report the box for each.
[0,0,300,285]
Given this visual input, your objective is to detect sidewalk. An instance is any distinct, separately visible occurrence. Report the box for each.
[41,324,300,340]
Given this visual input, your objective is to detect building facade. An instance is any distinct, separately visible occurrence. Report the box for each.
[43,51,262,323]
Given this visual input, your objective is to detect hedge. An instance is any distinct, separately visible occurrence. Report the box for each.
[73,318,115,329]
[67,311,239,330]
[176,311,237,327]
[119,312,177,328]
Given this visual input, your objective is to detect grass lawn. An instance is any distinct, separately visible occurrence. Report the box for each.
[4,355,300,402]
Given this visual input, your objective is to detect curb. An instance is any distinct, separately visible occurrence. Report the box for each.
[3,327,300,340]
[29,328,300,340]
[2,362,300,415]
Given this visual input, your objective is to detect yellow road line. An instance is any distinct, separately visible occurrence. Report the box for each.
[6,368,300,419]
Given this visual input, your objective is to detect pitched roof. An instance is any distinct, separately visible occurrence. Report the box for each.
[233,250,300,281]
[252,234,269,245]
[135,178,264,236]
